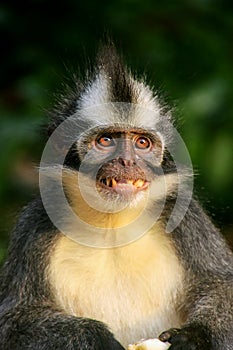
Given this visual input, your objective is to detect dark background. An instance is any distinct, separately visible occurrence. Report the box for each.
[0,0,233,263]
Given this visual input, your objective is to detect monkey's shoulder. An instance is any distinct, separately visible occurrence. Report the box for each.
[10,197,56,243]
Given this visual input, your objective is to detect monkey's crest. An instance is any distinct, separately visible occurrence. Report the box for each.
[49,43,173,143]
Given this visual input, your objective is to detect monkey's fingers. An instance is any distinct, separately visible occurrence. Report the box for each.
[159,328,180,342]
[159,325,211,350]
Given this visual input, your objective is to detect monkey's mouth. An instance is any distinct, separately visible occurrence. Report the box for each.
[98,177,149,194]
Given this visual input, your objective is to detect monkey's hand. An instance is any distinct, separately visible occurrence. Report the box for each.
[1,305,125,350]
[159,324,212,350]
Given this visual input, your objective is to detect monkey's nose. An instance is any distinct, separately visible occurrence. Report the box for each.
[117,157,135,167]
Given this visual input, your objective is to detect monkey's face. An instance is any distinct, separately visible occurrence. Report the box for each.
[77,128,164,205]
[41,46,193,245]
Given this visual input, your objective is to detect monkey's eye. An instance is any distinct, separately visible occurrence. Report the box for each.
[134,136,151,150]
[96,135,115,148]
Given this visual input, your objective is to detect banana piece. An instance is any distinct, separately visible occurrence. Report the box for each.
[128,338,170,350]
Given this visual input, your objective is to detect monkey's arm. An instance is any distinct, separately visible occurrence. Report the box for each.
[159,279,233,350]
[0,199,124,350]
[160,199,233,350]
[0,304,124,350]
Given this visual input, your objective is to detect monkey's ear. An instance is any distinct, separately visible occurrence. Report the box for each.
[45,115,67,155]
[45,116,76,157]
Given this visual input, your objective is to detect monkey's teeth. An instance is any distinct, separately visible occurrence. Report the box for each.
[134,179,144,188]
[111,178,117,187]
[126,180,134,185]
[100,178,146,190]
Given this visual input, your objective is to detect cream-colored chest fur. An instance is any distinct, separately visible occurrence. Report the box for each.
[49,227,183,348]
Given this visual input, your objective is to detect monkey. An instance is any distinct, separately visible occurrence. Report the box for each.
[0,42,233,350]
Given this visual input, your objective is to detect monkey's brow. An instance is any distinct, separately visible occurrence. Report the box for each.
[80,126,160,142]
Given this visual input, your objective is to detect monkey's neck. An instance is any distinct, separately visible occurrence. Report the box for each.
[72,200,146,229]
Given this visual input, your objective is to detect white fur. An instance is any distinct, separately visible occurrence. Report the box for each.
[129,78,163,129]
[49,227,183,348]
[76,72,164,131]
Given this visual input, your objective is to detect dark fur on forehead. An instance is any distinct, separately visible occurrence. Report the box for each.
[97,42,133,103]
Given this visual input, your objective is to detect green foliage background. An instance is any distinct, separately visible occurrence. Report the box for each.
[0,0,232,263]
